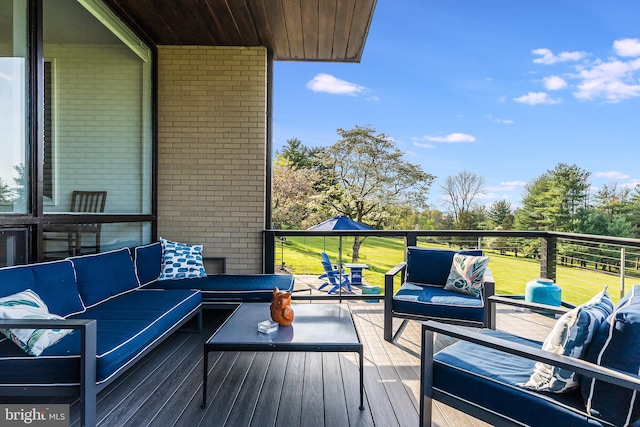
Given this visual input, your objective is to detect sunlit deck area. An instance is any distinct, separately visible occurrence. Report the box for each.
[7,295,556,427]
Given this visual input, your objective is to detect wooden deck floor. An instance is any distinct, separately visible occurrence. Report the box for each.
[13,300,556,427]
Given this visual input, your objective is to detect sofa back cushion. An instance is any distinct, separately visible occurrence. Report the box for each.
[581,285,640,425]
[69,248,139,308]
[405,247,483,286]
[0,260,84,317]
[134,242,162,286]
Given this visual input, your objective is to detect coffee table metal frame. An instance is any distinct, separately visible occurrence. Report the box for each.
[202,303,364,410]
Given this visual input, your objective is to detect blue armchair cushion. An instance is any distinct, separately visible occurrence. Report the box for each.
[393,283,484,323]
[444,254,489,296]
[134,242,162,286]
[158,237,206,280]
[0,260,85,317]
[405,247,483,286]
[0,289,73,356]
[0,289,201,385]
[69,248,140,308]
[435,329,593,425]
[519,287,613,393]
[582,285,640,426]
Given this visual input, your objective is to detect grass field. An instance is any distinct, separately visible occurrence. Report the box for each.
[278,236,631,305]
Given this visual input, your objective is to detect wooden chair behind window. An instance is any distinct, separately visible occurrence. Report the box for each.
[43,191,107,258]
[71,191,107,255]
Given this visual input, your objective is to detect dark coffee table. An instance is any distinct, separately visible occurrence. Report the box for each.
[202,303,364,409]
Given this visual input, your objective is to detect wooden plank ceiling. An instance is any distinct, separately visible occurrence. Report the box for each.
[104,0,377,62]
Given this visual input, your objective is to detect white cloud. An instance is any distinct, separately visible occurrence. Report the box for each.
[487,114,514,124]
[573,58,640,102]
[366,96,380,102]
[514,92,561,105]
[413,141,436,149]
[543,75,568,90]
[306,73,366,95]
[595,171,630,180]
[423,133,476,143]
[486,181,527,192]
[614,38,640,57]
[532,48,586,65]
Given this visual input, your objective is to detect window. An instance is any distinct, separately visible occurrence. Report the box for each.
[43,0,152,214]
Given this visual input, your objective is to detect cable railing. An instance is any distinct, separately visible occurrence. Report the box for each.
[264,229,640,304]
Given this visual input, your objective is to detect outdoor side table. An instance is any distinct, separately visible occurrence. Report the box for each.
[344,263,369,285]
[202,303,364,410]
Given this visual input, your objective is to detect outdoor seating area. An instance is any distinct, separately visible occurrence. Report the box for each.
[0,297,561,426]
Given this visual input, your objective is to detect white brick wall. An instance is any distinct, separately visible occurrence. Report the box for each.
[157,46,267,273]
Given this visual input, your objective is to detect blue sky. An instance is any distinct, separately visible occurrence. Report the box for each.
[273,0,640,210]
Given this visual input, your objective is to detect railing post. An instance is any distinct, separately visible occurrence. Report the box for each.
[477,236,482,249]
[540,235,557,282]
[406,232,417,251]
[621,247,626,299]
[264,230,275,274]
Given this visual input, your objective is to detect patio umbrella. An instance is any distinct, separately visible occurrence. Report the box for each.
[307,216,373,294]
[306,215,373,251]
[307,215,374,232]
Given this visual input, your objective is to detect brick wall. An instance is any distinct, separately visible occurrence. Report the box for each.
[157,46,268,273]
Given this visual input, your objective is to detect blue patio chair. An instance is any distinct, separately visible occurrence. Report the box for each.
[317,252,344,281]
[318,256,352,294]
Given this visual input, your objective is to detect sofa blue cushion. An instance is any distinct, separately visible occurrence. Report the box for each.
[0,260,84,317]
[435,329,597,426]
[134,242,162,286]
[405,247,483,286]
[146,274,295,303]
[0,289,201,386]
[582,285,640,426]
[69,248,139,308]
[393,282,484,323]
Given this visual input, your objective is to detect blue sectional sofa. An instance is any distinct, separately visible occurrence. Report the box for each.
[0,243,294,427]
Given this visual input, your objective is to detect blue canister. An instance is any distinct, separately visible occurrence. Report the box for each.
[525,278,562,306]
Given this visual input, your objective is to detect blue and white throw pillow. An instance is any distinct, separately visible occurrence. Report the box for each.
[158,237,207,280]
[519,287,613,393]
[443,254,489,296]
[0,289,73,356]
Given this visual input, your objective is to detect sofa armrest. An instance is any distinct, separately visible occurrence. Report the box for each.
[383,262,407,341]
[489,294,575,329]
[384,262,407,297]
[0,318,97,427]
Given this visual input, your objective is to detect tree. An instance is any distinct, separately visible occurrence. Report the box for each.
[440,170,486,224]
[318,125,435,260]
[272,162,320,229]
[486,200,512,229]
[515,163,590,231]
[276,138,322,170]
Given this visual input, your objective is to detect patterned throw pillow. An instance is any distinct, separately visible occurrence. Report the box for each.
[443,254,489,296]
[158,237,207,280]
[519,287,613,393]
[0,289,73,356]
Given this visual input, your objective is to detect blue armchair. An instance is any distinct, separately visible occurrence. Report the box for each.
[384,247,494,342]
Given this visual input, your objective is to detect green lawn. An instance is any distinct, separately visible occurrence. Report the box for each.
[278,236,629,305]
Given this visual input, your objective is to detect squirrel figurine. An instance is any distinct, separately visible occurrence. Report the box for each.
[270,287,294,326]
